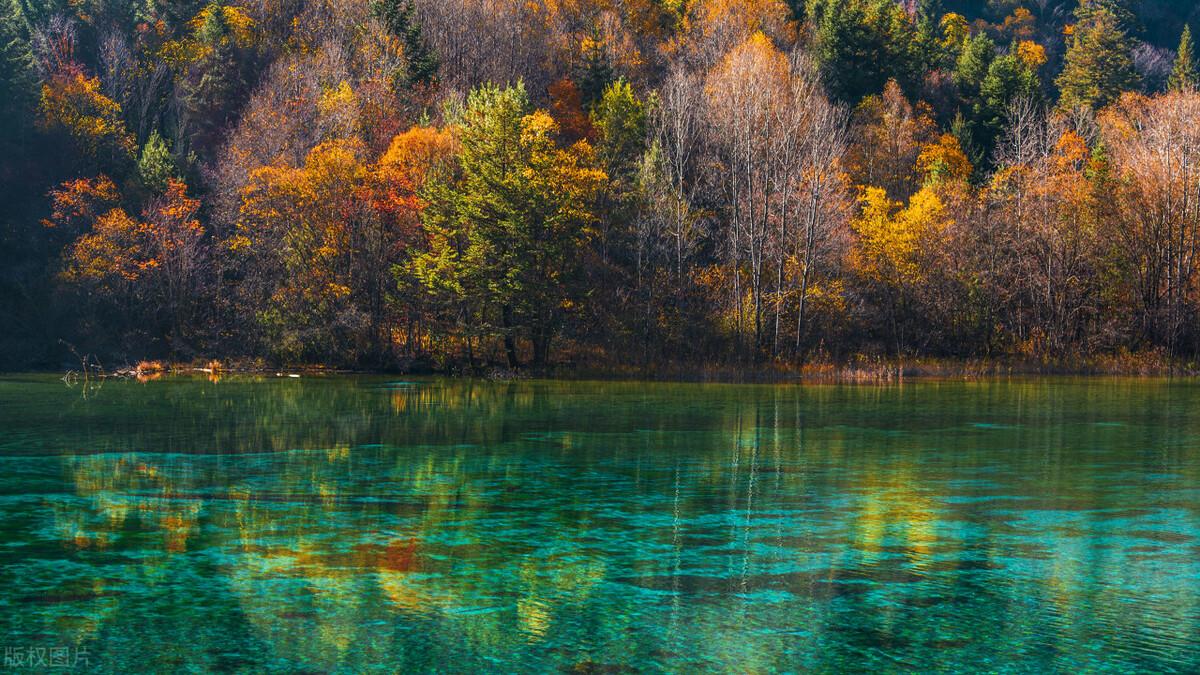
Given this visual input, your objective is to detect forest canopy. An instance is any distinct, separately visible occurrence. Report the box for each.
[1,0,1199,370]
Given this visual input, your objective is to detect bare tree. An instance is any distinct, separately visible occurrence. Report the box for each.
[1101,91,1200,353]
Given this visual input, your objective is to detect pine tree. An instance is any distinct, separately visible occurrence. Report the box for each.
[978,54,1039,142]
[0,0,33,118]
[914,0,943,70]
[138,131,177,195]
[1056,7,1139,110]
[578,28,613,110]
[812,0,922,103]
[374,0,439,86]
[181,5,246,153]
[1169,25,1197,92]
[0,0,34,158]
[954,33,996,98]
[421,83,605,367]
[1074,0,1140,38]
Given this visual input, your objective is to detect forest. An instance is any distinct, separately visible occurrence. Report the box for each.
[1,0,1199,372]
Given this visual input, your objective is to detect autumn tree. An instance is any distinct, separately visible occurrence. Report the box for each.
[1099,91,1200,353]
[704,32,790,355]
[233,139,373,362]
[628,64,708,358]
[38,42,136,170]
[373,124,458,356]
[705,34,850,358]
[989,101,1108,354]
[847,80,938,200]
[52,177,207,352]
[850,184,952,354]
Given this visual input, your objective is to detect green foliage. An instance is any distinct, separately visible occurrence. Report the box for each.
[1169,25,1197,92]
[1056,7,1140,110]
[578,28,614,109]
[977,53,1038,132]
[591,79,646,179]
[137,131,177,195]
[950,34,1037,166]
[954,33,996,97]
[416,83,605,366]
[913,0,944,70]
[1074,0,1140,38]
[0,0,34,150]
[950,111,983,175]
[808,0,922,103]
[374,0,439,86]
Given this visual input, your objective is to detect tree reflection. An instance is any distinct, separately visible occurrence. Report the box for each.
[0,376,1198,671]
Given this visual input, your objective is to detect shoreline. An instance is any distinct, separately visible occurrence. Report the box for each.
[13,353,1200,383]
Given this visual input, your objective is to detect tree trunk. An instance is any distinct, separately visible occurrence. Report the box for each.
[501,304,519,368]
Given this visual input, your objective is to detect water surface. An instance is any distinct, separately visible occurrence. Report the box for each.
[1,375,1199,672]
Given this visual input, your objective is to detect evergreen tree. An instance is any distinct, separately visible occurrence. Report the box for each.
[950,33,1037,169]
[578,28,614,110]
[914,0,943,71]
[374,0,439,86]
[1168,25,1197,92]
[977,54,1038,142]
[180,4,249,155]
[954,33,997,98]
[1056,7,1139,110]
[1074,0,1140,38]
[137,131,177,195]
[0,0,34,166]
[811,0,922,103]
[420,83,605,367]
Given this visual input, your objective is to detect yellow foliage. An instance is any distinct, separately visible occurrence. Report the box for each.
[39,70,135,159]
[917,133,972,183]
[189,4,256,47]
[940,13,969,50]
[696,0,790,36]
[161,5,256,66]
[520,110,560,147]
[851,186,949,287]
[1015,40,1047,70]
[318,81,358,118]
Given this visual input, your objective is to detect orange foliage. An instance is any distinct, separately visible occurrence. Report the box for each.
[548,78,595,143]
[1001,7,1036,42]
[848,81,939,200]
[65,208,152,282]
[43,176,122,233]
[62,178,204,286]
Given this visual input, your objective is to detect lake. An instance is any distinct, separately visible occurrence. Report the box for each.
[1,374,1198,672]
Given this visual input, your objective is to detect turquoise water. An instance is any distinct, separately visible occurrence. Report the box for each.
[1,375,1199,672]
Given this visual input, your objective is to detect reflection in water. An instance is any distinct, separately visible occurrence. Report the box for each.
[1,376,1199,671]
